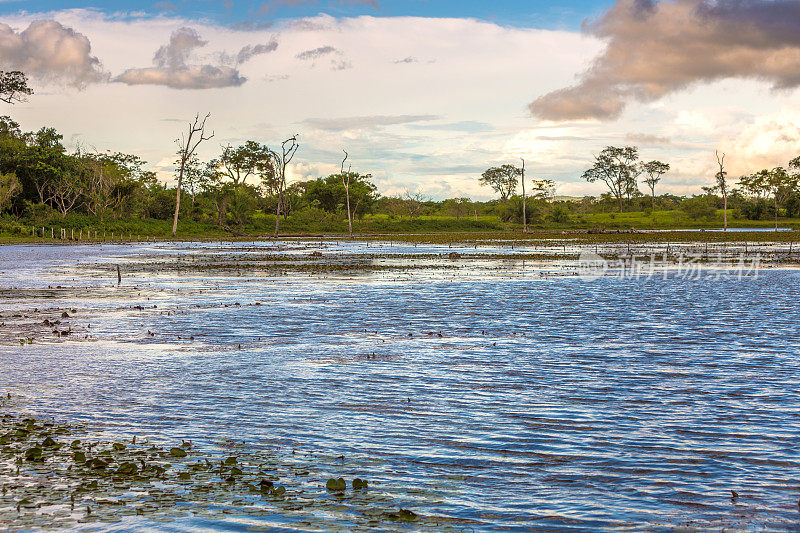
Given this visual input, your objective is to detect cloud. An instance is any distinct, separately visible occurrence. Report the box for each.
[625,133,672,145]
[228,20,274,31]
[295,45,337,60]
[302,114,439,130]
[116,65,245,89]
[529,0,800,121]
[230,39,279,63]
[408,120,493,133]
[259,0,378,16]
[115,27,277,89]
[0,19,107,87]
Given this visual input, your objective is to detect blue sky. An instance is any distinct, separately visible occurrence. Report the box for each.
[2,0,611,30]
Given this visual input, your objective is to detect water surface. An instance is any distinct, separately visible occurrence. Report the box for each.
[0,242,798,531]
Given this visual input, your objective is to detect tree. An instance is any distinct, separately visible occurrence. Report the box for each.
[303,173,377,218]
[173,113,213,236]
[0,172,20,211]
[713,151,729,231]
[641,160,670,211]
[739,167,799,232]
[480,164,520,202]
[78,152,126,220]
[271,135,299,237]
[443,197,471,221]
[402,191,427,222]
[0,71,33,104]
[582,146,639,212]
[218,141,271,185]
[341,150,353,236]
[49,166,83,218]
[520,158,527,233]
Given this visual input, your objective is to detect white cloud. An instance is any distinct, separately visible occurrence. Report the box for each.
[115,27,277,89]
[2,10,799,199]
[0,19,107,87]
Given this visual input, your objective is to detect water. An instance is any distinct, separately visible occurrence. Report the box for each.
[1,242,799,531]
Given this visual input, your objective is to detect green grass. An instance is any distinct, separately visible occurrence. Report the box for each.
[1,209,799,244]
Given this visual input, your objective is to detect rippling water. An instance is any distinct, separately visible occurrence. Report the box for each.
[1,242,799,531]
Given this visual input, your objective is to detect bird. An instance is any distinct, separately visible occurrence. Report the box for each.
[731,489,739,501]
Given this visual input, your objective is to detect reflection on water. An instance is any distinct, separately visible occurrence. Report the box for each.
[1,242,799,531]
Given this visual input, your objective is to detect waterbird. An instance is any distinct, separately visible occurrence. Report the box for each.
[731,489,739,501]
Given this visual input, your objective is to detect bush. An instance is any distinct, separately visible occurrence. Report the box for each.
[739,199,771,221]
[498,197,543,224]
[680,196,716,220]
[549,204,570,224]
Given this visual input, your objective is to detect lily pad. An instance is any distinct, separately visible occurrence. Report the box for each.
[326,477,346,491]
[386,509,419,522]
[116,462,138,475]
[25,447,42,461]
[169,447,187,458]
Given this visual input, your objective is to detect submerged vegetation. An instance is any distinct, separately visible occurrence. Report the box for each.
[0,412,458,530]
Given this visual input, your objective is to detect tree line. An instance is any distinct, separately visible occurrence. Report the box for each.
[2,70,800,234]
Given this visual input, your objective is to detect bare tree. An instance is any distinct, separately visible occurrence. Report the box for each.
[0,172,20,211]
[520,158,527,233]
[50,170,82,218]
[715,151,728,232]
[173,113,213,236]
[272,135,299,238]
[341,150,353,237]
[403,190,427,222]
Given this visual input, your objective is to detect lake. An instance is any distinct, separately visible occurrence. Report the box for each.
[0,241,798,531]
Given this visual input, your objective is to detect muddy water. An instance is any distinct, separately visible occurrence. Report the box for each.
[1,242,799,531]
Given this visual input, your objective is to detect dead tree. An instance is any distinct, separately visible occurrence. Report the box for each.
[173,113,213,236]
[341,150,353,237]
[403,191,426,222]
[521,158,527,233]
[272,135,299,238]
[715,151,728,232]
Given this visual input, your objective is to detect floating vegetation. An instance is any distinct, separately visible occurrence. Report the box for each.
[0,413,469,531]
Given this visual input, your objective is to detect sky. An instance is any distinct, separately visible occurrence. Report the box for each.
[2,0,800,200]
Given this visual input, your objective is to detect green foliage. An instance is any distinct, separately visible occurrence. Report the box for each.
[679,196,716,220]
[480,164,520,201]
[303,173,377,217]
[549,204,570,224]
[0,71,33,104]
[498,196,542,224]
